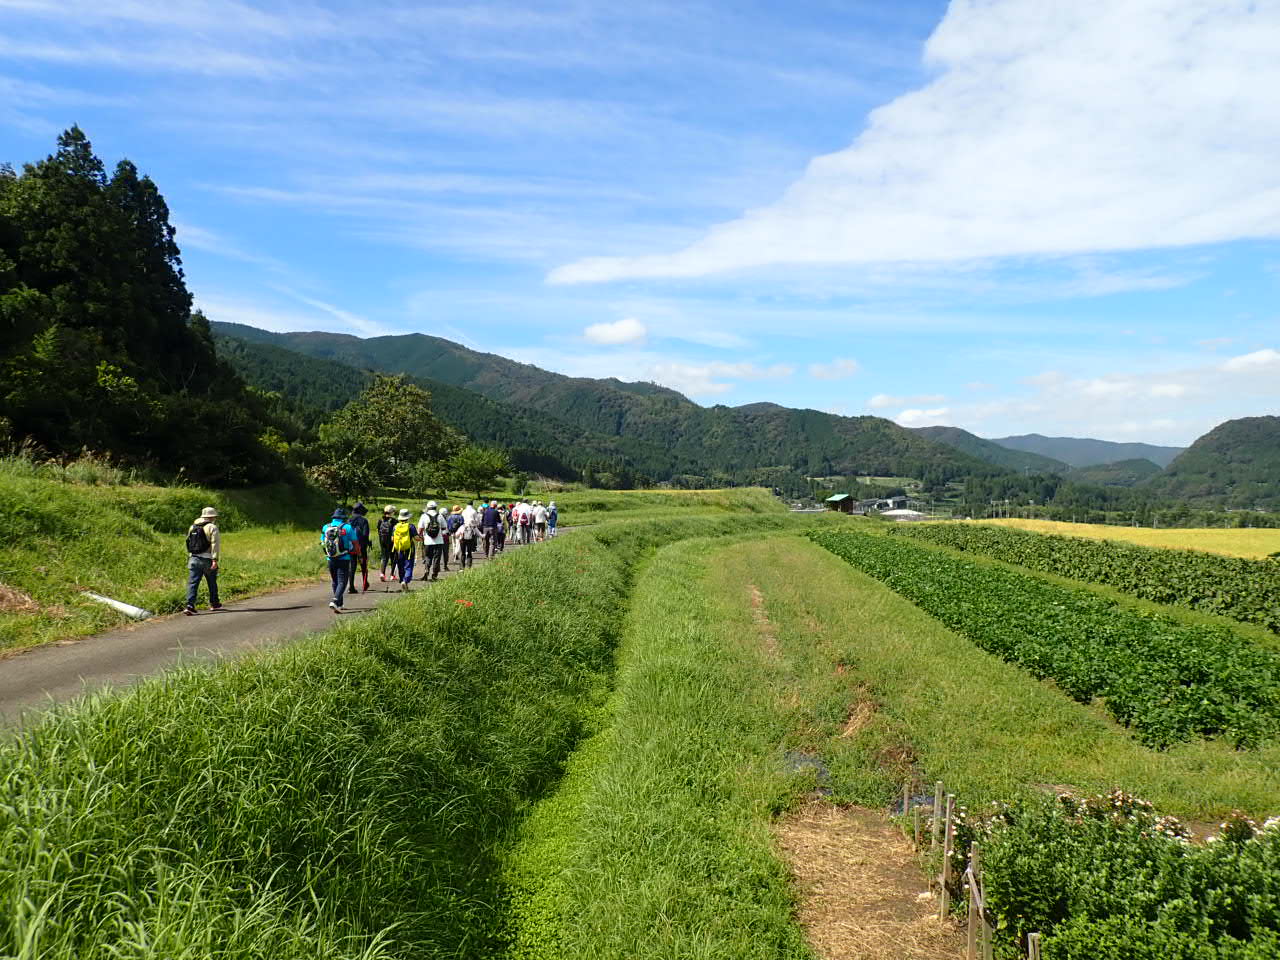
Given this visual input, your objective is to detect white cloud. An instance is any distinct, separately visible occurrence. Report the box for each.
[550,0,1280,284]
[273,288,391,337]
[583,317,647,346]
[1149,383,1187,398]
[1221,348,1280,372]
[896,407,951,428]
[870,392,945,410]
[808,357,860,380]
[648,360,794,397]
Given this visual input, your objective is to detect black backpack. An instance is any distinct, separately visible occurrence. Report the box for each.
[186,523,210,555]
[425,512,441,538]
[378,516,395,543]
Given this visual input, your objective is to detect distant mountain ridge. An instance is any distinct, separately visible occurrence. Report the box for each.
[211,321,1004,486]
[911,425,1069,473]
[1067,458,1163,487]
[990,433,1184,468]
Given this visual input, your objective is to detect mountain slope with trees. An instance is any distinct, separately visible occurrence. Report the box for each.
[211,322,1004,488]
[991,433,1184,468]
[1143,416,1280,507]
[0,129,291,485]
[912,425,1068,474]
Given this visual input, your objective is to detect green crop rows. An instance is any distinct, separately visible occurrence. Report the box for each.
[809,530,1280,748]
[889,522,1280,633]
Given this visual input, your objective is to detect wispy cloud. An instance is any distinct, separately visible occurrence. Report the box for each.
[583,317,647,346]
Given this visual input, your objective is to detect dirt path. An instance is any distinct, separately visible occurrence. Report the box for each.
[0,536,544,725]
[775,802,964,960]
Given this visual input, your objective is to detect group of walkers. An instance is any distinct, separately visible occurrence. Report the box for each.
[183,498,559,615]
[321,498,557,612]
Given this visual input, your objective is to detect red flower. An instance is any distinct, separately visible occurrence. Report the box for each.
[456,599,474,607]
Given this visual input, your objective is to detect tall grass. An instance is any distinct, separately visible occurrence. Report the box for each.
[0,513,828,959]
[0,468,334,651]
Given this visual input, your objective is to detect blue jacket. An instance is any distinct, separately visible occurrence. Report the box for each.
[481,506,500,527]
[321,520,358,559]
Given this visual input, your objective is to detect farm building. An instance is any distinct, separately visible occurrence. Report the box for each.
[824,493,853,513]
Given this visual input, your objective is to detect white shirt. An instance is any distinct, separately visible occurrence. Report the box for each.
[533,505,548,523]
[419,510,445,546]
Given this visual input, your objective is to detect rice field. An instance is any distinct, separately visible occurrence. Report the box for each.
[978,517,1280,558]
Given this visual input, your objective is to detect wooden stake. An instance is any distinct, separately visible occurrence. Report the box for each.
[913,805,922,848]
[966,848,977,959]
[939,794,955,920]
[903,780,911,816]
[1028,932,1042,960]
[932,780,944,848]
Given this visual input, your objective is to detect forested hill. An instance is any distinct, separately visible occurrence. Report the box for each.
[212,322,1003,486]
[216,335,706,481]
[911,425,1068,474]
[1143,416,1280,507]
[1068,458,1163,487]
[990,433,1184,468]
[0,129,291,485]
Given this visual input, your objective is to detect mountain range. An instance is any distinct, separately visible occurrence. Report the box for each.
[212,321,1277,506]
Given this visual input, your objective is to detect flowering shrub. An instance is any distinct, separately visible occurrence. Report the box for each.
[938,791,1280,959]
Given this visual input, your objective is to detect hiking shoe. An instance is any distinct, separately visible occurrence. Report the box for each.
[328,600,338,612]
[379,573,386,582]
[210,603,223,611]
[183,607,196,616]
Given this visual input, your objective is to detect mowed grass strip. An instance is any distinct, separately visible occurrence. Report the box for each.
[742,536,1280,818]
[504,532,914,960]
[980,517,1280,560]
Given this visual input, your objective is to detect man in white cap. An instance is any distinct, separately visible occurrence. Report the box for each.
[184,506,221,615]
[418,500,447,581]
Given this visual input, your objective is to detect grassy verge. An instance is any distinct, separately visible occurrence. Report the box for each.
[0,513,830,959]
[743,536,1280,817]
[0,469,336,652]
[812,529,1280,748]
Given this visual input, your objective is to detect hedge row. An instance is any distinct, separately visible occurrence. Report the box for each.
[889,522,1280,633]
[809,529,1280,748]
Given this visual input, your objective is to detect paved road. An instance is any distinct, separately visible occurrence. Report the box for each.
[0,537,541,725]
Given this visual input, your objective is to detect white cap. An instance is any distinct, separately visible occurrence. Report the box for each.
[428,501,437,509]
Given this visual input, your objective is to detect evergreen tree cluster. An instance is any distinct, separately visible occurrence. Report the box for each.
[0,128,292,485]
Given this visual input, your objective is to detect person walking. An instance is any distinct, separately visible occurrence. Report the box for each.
[183,506,221,615]
[419,500,447,581]
[459,504,480,568]
[349,501,372,592]
[533,500,548,542]
[321,507,358,613]
[377,505,396,582]
[517,499,532,545]
[390,508,418,591]
[548,500,558,538]
[447,504,464,566]
[481,500,501,558]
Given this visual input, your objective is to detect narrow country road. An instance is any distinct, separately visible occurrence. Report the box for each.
[0,536,548,725]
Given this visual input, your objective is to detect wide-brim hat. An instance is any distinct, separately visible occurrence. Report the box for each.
[452,505,463,514]
[332,508,348,519]
[383,505,395,515]
[199,506,218,519]
[398,508,412,521]
[352,501,367,514]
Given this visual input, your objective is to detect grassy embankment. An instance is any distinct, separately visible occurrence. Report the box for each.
[505,533,1278,958]
[980,517,1280,559]
[0,510,826,959]
[0,459,335,653]
[0,457,782,653]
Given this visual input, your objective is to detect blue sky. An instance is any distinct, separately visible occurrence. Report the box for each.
[2,0,1277,446]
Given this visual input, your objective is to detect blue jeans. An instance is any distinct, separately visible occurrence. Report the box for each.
[393,550,414,583]
[186,556,219,608]
[328,557,353,606]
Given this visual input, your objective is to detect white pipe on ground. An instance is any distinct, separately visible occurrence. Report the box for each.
[83,592,154,620]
